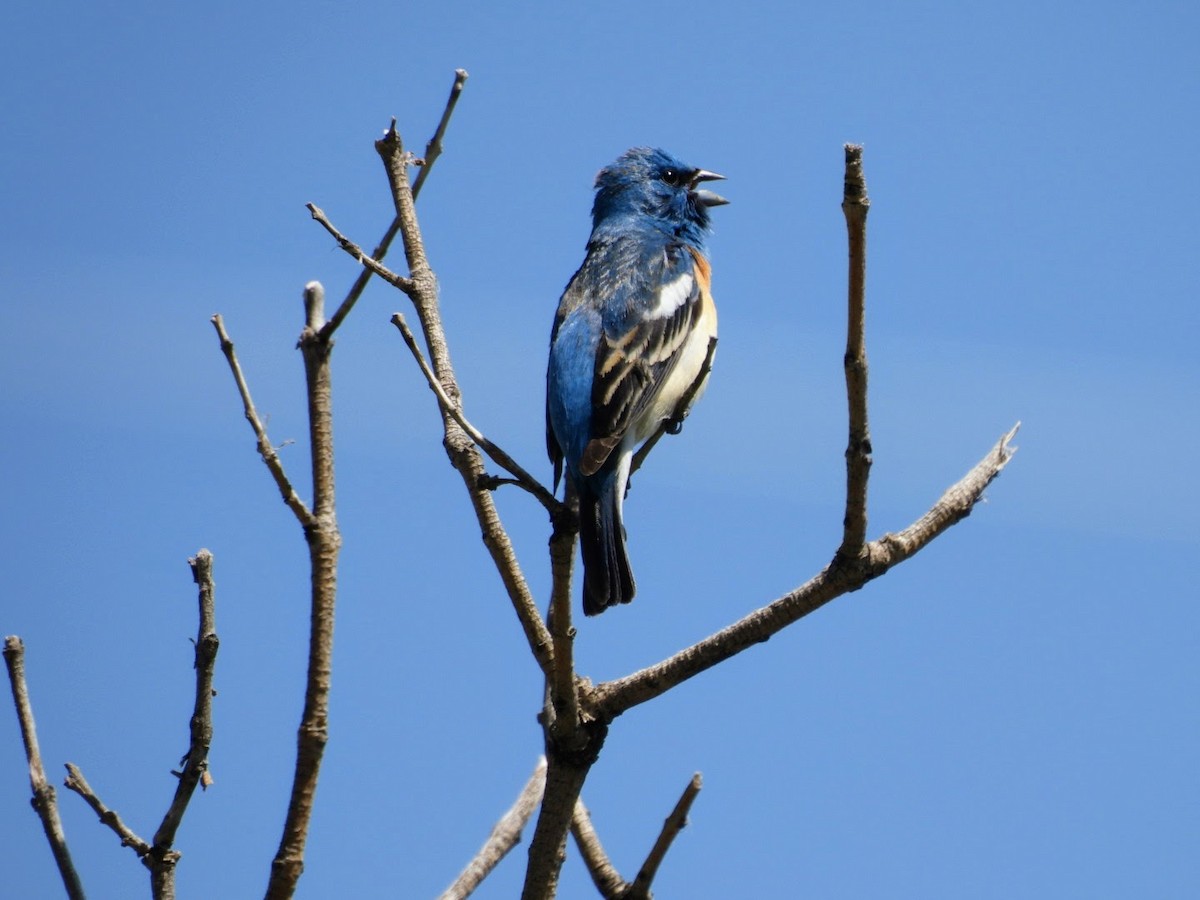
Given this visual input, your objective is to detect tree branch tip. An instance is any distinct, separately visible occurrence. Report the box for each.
[303,281,327,330]
[377,117,401,149]
[997,421,1021,463]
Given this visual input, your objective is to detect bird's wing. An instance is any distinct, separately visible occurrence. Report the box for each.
[579,244,704,477]
[546,317,566,491]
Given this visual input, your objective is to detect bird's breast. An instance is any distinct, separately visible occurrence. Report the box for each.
[632,253,717,443]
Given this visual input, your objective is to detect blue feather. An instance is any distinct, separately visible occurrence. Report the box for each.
[546,147,726,615]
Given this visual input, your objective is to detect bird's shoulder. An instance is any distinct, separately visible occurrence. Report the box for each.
[575,231,699,325]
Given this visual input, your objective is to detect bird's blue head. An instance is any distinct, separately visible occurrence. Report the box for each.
[591,147,728,248]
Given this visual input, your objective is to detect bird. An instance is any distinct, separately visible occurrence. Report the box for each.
[546,147,728,616]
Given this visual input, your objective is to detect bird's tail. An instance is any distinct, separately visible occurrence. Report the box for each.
[579,477,636,616]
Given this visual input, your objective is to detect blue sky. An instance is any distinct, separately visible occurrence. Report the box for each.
[3,1,1198,897]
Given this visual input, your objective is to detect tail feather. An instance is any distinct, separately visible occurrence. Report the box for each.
[579,481,635,616]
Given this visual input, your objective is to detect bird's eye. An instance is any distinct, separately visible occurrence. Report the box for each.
[661,168,684,187]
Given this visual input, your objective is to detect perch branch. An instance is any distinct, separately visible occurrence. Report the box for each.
[211,314,313,528]
[588,144,1019,723]
[3,637,85,900]
[591,424,1019,721]
[320,68,468,339]
[543,480,581,748]
[438,757,548,900]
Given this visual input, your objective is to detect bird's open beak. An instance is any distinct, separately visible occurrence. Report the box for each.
[690,169,729,207]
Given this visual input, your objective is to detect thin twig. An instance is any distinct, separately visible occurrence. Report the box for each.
[306,204,416,296]
[875,422,1021,562]
[412,68,468,201]
[151,550,219,856]
[571,797,625,899]
[838,144,872,559]
[64,763,152,860]
[438,757,548,900]
[626,773,702,899]
[389,312,559,511]
[211,315,313,527]
[320,68,468,339]
[3,637,86,900]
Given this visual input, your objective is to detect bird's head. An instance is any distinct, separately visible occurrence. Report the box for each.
[591,147,728,246]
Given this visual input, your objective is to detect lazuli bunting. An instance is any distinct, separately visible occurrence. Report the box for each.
[546,147,728,615]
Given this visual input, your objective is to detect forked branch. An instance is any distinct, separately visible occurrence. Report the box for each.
[390,311,559,510]
[585,145,1019,724]
[366,122,554,677]
[211,315,312,527]
[320,68,468,338]
[57,551,221,900]
[569,774,703,900]
[151,550,219,860]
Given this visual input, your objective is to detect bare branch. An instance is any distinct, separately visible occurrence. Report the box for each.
[544,483,582,752]
[306,204,416,296]
[571,797,625,899]
[522,755,597,900]
[625,773,702,899]
[211,314,313,527]
[839,144,872,558]
[874,422,1020,563]
[64,762,153,861]
[370,121,554,679]
[584,146,1019,724]
[390,312,560,511]
[151,550,219,852]
[3,637,86,900]
[265,282,345,899]
[320,68,469,339]
[438,757,547,900]
[412,68,469,201]
[591,424,1019,721]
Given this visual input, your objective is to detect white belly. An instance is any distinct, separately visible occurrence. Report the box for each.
[633,294,717,444]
